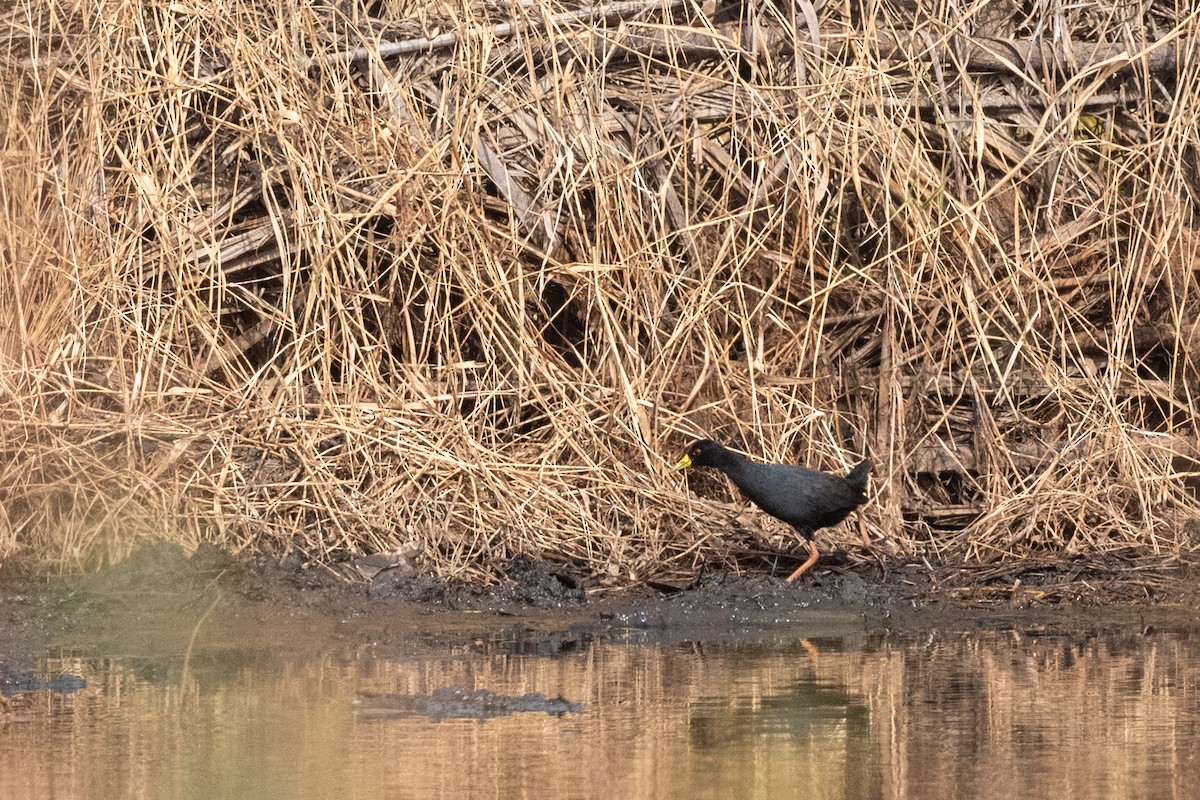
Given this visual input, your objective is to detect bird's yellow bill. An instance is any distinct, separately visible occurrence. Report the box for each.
[675,454,693,471]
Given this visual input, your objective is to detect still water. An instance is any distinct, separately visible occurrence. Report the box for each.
[2,604,1199,800]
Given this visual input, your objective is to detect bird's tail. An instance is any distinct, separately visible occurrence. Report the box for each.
[845,459,873,494]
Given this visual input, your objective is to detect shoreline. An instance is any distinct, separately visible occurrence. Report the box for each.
[2,542,1198,667]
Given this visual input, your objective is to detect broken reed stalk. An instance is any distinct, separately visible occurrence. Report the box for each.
[0,0,1198,584]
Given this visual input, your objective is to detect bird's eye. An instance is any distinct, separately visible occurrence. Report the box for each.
[692,446,701,455]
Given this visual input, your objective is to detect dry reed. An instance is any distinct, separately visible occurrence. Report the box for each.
[0,0,1197,583]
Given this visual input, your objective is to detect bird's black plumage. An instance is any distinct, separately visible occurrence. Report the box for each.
[675,439,872,581]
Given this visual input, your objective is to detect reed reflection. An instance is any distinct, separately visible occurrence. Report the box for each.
[1,621,1199,800]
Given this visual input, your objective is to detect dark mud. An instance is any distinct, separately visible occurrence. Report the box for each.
[355,688,583,721]
[3,541,1200,684]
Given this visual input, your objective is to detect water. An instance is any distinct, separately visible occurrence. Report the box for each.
[3,607,1200,800]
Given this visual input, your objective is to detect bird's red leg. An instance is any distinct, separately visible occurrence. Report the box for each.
[786,540,819,582]
[859,520,888,579]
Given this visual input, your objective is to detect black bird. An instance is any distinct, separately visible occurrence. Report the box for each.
[675,439,872,581]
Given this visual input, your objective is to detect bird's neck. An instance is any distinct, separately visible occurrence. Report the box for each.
[710,446,752,475]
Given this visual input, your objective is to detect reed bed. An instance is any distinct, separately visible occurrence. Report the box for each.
[0,0,1197,582]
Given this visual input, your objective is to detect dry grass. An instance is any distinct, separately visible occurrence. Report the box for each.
[1,0,1198,582]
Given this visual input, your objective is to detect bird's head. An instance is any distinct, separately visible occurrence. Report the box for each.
[675,439,723,471]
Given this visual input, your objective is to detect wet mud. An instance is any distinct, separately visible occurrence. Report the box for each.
[355,688,583,721]
[2,540,1199,688]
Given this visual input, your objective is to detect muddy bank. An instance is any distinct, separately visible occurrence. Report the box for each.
[5,545,1200,800]
[2,541,1199,672]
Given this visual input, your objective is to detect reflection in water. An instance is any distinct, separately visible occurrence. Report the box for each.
[3,617,1200,800]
